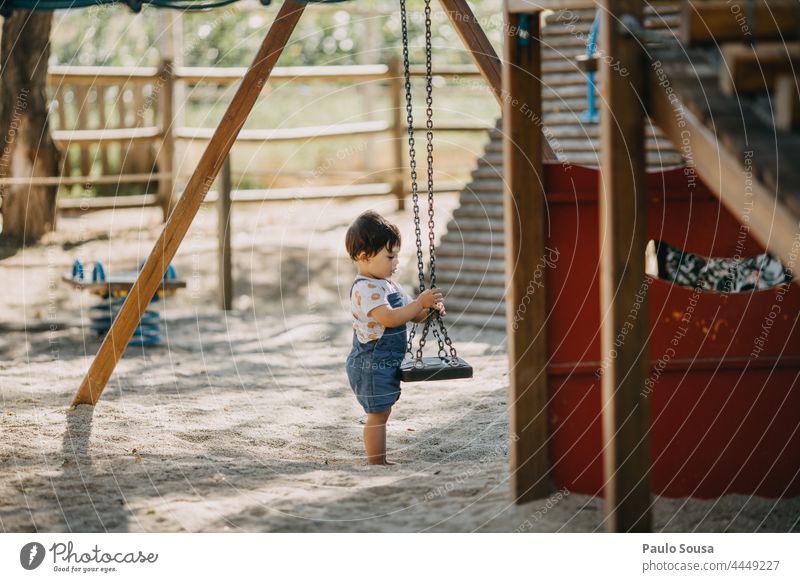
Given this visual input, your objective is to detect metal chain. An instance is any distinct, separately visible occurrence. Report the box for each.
[400,0,424,359]
[424,0,437,291]
[399,0,460,364]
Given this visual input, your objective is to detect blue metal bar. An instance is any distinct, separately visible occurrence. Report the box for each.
[582,9,601,124]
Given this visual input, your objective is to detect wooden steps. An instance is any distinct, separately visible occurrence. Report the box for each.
[432,2,683,331]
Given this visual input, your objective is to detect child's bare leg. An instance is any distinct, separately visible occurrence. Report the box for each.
[364,407,394,465]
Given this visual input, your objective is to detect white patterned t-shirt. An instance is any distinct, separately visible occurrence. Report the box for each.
[350,276,413,343]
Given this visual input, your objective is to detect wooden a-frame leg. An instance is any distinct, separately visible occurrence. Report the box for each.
[503,2,551,504]
[440,0,557,160]
[599,0,652,532]
[71,0,307,407]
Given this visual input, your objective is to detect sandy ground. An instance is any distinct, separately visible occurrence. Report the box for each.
[1,193,799,533]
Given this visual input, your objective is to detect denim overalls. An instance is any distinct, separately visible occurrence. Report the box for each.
[345,277,407,413]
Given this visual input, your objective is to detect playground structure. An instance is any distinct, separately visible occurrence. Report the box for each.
[63,259,185,345]
[2,0,797,533]
[75,0,800,532]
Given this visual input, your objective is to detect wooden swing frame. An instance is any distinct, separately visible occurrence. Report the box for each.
[71,0,557,502]
[72,0,555,407]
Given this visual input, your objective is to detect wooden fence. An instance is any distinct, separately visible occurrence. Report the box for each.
[5,60,493,219]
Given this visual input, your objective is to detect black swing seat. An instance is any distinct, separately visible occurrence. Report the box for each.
[400,356,473,382]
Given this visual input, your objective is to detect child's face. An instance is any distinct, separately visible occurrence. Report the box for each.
[358,244,400,279]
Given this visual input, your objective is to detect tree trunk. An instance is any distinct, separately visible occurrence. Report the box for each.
[0,10,60,246]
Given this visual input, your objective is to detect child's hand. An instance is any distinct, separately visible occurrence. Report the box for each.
[417,287,444,309]
[433,302,446,316]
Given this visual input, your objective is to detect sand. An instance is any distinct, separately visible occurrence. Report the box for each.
[1,194,798,532]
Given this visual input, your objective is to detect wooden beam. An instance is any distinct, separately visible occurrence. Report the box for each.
[650,69,800,270]
[720,41,800,95]
[507,0,590,12]
[71,0,307,407]
[599,0,652,532]
[775,74,800,131]
[502,1,551,504]
[218,155,233,311]
[52,126,162,145]
[682,1,800,45]
[157,58,176,221]
[440,0,557,160]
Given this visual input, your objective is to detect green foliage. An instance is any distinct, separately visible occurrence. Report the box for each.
[49,0,503,67]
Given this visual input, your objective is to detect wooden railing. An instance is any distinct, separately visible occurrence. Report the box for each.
[9,60,494,218]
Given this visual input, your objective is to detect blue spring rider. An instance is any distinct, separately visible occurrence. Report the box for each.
[70,259,180,346]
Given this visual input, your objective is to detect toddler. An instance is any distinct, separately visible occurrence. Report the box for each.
[344,210,445,465]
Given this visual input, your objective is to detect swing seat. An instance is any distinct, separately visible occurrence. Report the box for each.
[400,356,473,383]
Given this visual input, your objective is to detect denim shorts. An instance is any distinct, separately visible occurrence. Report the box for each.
[345,292,407,413]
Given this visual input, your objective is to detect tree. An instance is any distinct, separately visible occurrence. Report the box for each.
[0,10,60,246]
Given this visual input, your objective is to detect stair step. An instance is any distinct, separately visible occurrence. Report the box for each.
[441,284,507,302]
[446,312,507,331]
[435,271,507,287]
[464,179,504,193]
[452,205,504,219]
[544,7,596,26]
[471,166,504,180]
[445,297,507,316]
[541,22,594,36]
[543,72,592,87]
[434,257,505,273]
[444,216,505,233]
[440,229,506,245]
[437,243,505,260]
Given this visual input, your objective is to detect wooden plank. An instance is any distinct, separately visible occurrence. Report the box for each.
[74,86,92,177]
[132,82,150,175]
[52,127,162,144]
[599,0,652,532]
[720,41,800,95]
[206,182,394,203]
[775,75,800,131]
[175,120,388,141]
[58,193,159,213]
[95,86,110,175]
[1,172,171,187]
[502,2,551,504]
[440,0,557,160]
[72,0,307,407]
[218,155,233,311]
[682,1,800,45]
[650,60,800,277]
[157,59,176,220]
[55,91,72,178]
[389,56,406,211]
[48,65,160,84]
[507,0,592,12]
[176,64,482,84]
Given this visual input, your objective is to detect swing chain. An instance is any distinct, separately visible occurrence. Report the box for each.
[424,0,437,291]
[400,0,425,360]
[399,0,460,364]
[400,0,426,298]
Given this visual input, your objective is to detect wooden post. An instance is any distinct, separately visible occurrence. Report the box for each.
[218,155,233,310]
[503,1,550,504]
[389,56,405,211]
[774,75,800,131]
[72,0,307,407]
[599,0,652,532]
[157,58,176,221]
[440,0,556,160]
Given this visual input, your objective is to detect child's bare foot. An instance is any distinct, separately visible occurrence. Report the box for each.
[367,458,397,466]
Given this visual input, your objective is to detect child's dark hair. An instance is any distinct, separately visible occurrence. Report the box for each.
[345,210,401,261]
